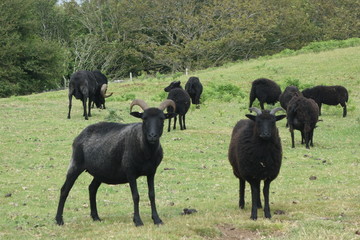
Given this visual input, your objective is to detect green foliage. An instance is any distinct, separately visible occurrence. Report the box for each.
[0,0,66,97]
[104,108,124,122]
[203,83,246,103]
[109,93,136,102]
[2,0,360,97]
[151,91,167,102]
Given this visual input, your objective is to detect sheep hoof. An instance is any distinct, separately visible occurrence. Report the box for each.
[134,219,144,227]
[154,220,164,225]
[92,216,101,222]
[55,216,64,226]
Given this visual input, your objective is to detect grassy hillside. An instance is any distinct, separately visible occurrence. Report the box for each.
[1,45,360,240]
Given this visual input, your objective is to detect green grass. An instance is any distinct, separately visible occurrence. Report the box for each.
[1,45,360,239]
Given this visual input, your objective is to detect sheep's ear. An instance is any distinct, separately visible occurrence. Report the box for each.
[130,112,143,119]
[164,112,176,119]
[275,115,286,121]
[245,114,256,121]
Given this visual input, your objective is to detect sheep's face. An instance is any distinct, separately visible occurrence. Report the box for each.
[131,108,175,144]
[246,110,286,140]
[164,81,181,92]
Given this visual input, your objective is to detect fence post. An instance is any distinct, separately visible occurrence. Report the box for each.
[63,76,67,88]
[130,72,133,81]
[185,68,188,76]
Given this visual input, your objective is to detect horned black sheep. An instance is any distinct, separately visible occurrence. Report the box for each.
[228,107,286,220]
[91,70,113,109]
[302,85,348,117]
[164,81,191,132]
[287,95,319,149]
[249,78,282,110]
[56,99,176,227]
[185,76,203,108]
[67,70,112,120]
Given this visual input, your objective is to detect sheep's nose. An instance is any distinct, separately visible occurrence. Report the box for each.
[260,132,271,138]
[149,132,158,138]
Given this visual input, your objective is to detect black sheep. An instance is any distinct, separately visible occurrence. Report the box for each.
[302,85,348,117]
[67,70,112,120]
[92,70,113,109]
[164,81,191,132]
[279,85,302,110]
[287,95,319,149]
[56,99,176,226]
[228,107,286,220]
[249,78,282,110]
[185,76,203,108]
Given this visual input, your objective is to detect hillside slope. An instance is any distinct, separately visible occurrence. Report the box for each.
[0,46,359,239]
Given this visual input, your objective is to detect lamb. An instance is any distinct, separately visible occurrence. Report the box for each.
[287,95,319,149]
[228,107,286,220]
[279,85,302,110]
[67,70,112,120]
[302,85,348,117]
[185,76,203,108]
[164,81,191,132]
[249,78,282,110]
[55,99,176,227]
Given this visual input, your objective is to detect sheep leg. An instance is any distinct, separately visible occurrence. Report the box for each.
[260,102,265,110]
[239,178,245,209]
[179,115,183,130]
[310,129,314,147]
[341,102,347,117]
[167,118,171,132]
[263,179,272,219]
[88,98,92,117]
[256,181,262,209]
[301,131,305,144]
[55,168,83,225]
[82,98,88,120]
[173,115,177,130]
[183,114,186,130]
[318,103,322,116]
[290,127,295,148]
[67,94,72,119]
[89,178,102,221]
[305,131,310,149]
[249,181,260,220]
[147,174,163,225]
[129,178,144,227]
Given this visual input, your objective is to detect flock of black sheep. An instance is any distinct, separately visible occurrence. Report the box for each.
[57,70,348,225]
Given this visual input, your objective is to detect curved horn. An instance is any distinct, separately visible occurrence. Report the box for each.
[158,99,176,112]
[130,99,149,112]
[101,84,113,98]
[270,107,285,115]
[249,107,262,115]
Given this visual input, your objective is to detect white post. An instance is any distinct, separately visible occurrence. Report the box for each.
[63,76,67,88]
[130,72,133,81]
[185,68,188,76]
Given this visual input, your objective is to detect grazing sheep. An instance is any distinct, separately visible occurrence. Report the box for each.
[91,70,113,109]
[164,81,191,132]
[249,78,282,110]
[68,70,112,120]
[287,95,319,149]
[56,99,176,227]
[228,107,286,220]
[279,85,302,110]
[302,85,348,117]
[185,76,203,108]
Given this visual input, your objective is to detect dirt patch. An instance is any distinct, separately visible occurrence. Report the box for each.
[215,224,261,240]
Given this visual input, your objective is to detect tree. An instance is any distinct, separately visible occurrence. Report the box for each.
[0,0,66,97]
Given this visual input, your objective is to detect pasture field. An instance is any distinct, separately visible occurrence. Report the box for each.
[1,46,360,240]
